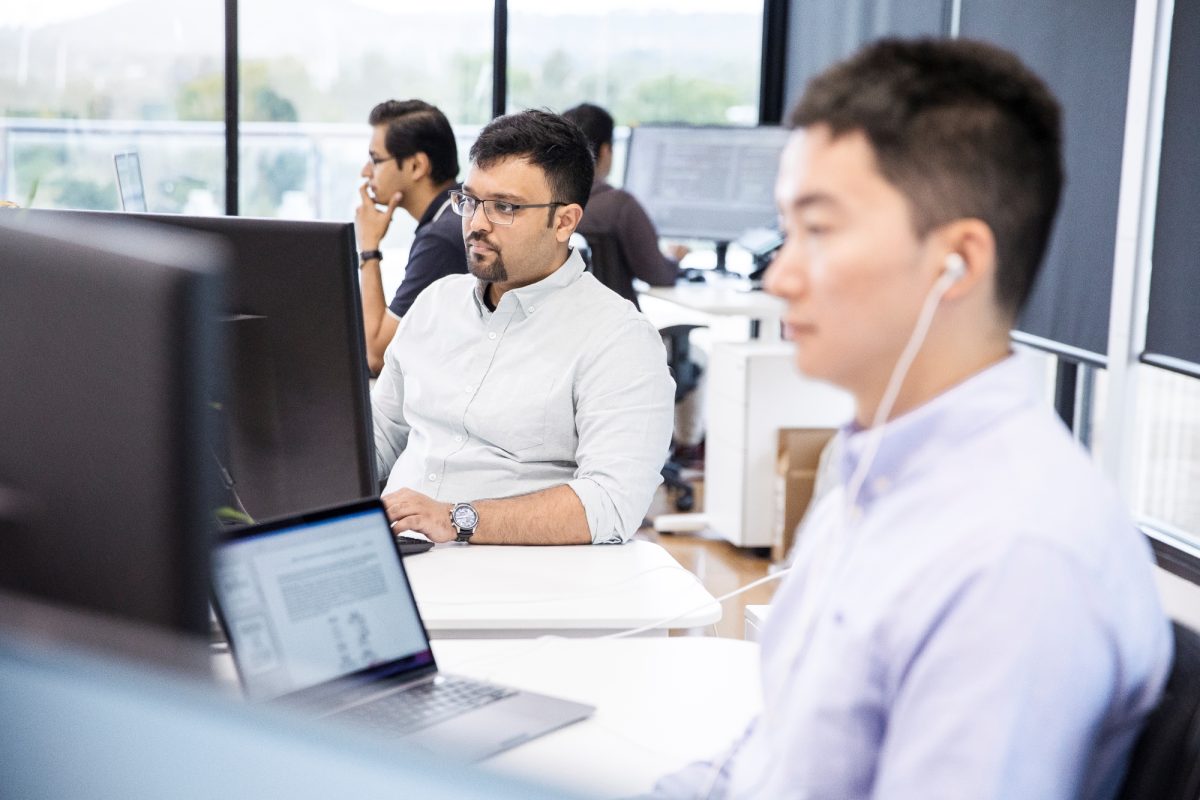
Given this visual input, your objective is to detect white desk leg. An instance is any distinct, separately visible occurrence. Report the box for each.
[652,512,710,534]
[744,605,770,642]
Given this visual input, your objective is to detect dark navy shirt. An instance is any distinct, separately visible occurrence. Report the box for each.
[388,187,468,318]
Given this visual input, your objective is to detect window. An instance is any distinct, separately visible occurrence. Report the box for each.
[1130,366,1200,537]
[507,0,763,126]
[1,3,224,213]
[236,1,493,221]
[233,1,493,301]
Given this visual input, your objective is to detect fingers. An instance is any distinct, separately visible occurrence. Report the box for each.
[386,192,402,216]
[381,490,454,542]
[382,488,419,522]
[390,513,453,543]
[389,514,425,533]
[358,182,370,203]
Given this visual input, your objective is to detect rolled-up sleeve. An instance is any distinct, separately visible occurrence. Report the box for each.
[370,331,412,483]
[567,317,675,544]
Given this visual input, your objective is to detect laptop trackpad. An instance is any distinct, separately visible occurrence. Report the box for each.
[397,689,593,762]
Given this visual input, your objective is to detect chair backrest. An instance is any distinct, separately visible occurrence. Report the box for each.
[1117,621,1200,800]
[578,231,640,308]
[659,324,704,403]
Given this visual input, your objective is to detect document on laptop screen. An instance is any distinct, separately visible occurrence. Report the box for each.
[213,510,428,701]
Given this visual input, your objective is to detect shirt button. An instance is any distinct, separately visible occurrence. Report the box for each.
[527,306,535,313]
[488,332,497,340]
[454,435,464,443]
[428,472,438,481]
[464,385,473,393]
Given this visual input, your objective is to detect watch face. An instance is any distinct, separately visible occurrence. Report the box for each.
[452,503,478,529]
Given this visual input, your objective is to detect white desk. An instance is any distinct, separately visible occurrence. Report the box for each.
[437,637,762,798]
[405,540,721,638]
[641,277,785,341]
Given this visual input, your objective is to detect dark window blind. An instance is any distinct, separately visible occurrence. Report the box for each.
[961,0,1136,364]
[784,0,947,114]
[1143,0,1200,377]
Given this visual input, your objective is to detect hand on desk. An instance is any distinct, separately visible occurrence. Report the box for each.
[355,182,401,252]
[383,488,456,543]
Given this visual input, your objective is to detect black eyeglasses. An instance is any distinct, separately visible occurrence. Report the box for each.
[449,190,565,226]
[368,154,396,166]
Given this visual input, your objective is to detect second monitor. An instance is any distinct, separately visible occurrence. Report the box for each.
[622,124,791,246]
[29,209,377,523]
[169,214,378,522]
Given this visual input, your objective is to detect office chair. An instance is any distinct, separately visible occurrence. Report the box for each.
[1116,620,1200,800]
[578,234,704,513]
[659,324,705,512]
[578,231,641,309]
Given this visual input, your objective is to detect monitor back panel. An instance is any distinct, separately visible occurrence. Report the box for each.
[20,210,377,523]
[0,213,225,633]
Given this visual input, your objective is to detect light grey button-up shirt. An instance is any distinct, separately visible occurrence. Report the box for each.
[654,355,1171,799]
[371,248,675,544]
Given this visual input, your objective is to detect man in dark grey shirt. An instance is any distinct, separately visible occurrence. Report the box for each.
[563,103,683,308]
[355,99,467,374]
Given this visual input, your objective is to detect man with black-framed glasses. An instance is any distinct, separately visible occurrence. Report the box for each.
[355,99,467,375]
[370,109,675,546]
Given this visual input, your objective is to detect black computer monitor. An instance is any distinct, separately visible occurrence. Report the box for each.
[623,125,791,244]
[0,211,226,635]
[23,210,378,523]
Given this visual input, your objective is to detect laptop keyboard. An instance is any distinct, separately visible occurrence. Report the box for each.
[337,677,517,735]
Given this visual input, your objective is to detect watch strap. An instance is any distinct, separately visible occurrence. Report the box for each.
[359,249,383,264]
[450,502,477,543]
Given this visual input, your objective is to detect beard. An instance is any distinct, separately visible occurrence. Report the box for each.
[465,234,509,283]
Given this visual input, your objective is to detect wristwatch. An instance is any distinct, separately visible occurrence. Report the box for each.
[359,249,383,264]
[450,502,479,543]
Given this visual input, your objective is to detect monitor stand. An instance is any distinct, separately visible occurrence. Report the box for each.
[713,241,730,274]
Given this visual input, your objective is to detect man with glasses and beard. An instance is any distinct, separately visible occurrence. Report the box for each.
[371,110,675,546]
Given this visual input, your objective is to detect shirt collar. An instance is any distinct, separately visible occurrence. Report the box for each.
[470,247,586,318]
[417,186,455,229]
[837,354,1041,505]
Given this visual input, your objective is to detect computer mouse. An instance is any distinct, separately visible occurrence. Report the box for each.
[395,534,435,556]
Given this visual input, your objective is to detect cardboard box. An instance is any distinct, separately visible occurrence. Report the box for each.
[772,428,837,562]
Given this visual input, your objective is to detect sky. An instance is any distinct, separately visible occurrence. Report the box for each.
[0,0,127,27]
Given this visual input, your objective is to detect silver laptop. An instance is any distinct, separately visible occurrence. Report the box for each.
[113,151,147,211]
[211,498,593,761]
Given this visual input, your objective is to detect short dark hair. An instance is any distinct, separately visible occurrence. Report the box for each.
[791,38,1063,317]
[468,109,595,211]
[367,99,459,185]
[562,103,615,160]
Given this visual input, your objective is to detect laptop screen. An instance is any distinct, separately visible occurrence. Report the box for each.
[212,505,432,702]
[113,152,147,212]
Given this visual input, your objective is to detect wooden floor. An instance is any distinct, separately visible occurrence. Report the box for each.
[635,483,780,639]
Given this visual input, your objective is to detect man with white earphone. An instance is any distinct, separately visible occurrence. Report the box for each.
[652,38,1170,800]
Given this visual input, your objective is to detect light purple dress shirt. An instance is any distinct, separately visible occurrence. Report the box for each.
[655,355,1172,799]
